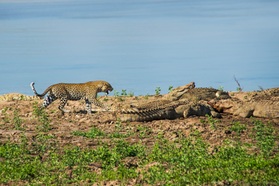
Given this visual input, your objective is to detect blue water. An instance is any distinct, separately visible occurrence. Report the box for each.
[0,0,279,95]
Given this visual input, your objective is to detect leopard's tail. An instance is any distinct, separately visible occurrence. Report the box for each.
[30,82,49,98]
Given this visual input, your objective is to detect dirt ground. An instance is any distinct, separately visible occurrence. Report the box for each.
[0,93,279,185]
[0,93,278,152]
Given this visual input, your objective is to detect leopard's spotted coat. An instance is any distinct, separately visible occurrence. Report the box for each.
[30,80,113,114]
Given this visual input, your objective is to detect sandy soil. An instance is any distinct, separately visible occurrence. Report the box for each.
[0,94,278,152]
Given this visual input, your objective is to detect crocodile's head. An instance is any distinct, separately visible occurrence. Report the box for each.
[164,82,195,101]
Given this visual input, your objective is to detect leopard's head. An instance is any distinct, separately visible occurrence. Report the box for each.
[98,81,113,95]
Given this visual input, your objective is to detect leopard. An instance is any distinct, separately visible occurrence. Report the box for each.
[30,80,113,114]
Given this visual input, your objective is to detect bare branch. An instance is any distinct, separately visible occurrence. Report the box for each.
[233,75,243,92]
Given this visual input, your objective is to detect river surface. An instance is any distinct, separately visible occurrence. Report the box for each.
[1,0,279,95]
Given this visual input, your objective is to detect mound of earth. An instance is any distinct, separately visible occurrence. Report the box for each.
[0,92,278,150]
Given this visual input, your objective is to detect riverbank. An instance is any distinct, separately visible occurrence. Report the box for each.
[0,92,278,185]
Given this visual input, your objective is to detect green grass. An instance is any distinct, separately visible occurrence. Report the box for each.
[230,121,247,135]
[253,119,276,157]
[113,90,134,97]
[32,102,52,132]
[155,87,161,95]
[1,107,10,124]
[72,123,132,139]
[0,118,278,185]
[201,114,219,130]
[72,126,105,138]
[13,109,24,131]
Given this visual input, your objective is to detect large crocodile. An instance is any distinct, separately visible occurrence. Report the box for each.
[114,82,229,122]
[113,83,278,122]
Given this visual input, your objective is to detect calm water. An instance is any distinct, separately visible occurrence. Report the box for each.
[0,0,279,95]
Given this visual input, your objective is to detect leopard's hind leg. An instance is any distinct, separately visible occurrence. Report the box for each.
[42,94,56,108]
[85,99,92,114]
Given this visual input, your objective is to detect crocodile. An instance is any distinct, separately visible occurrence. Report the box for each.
[114,83,278,122]
[115,82,228,122]
[210,88,279,119]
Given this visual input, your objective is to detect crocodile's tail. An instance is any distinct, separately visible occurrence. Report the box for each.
[120,107,168,122]
[119,100,184,122]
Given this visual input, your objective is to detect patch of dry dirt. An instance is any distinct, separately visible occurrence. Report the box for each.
[0,94,278,153]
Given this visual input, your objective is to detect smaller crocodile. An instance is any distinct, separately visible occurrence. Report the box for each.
[211,88,279,119]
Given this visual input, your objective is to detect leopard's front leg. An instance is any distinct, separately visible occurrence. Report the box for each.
[88,97,108,112]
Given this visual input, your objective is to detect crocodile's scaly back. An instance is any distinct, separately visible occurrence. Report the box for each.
[118,100,187,122]
[251,87,279,101]
[179,88,230,102]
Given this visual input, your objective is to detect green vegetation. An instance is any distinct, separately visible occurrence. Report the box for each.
[201,114,219,130]
[1,107,10,124]
[73,126,105,138]
[113,90,120,97]
[218,86,224,91]
[0,109,278,185]
[114,90,134,97]
[32,102,51,132]
[253,119,276,157]
[168,85,174,93]
[230,121,247,135]
[155,87,161,95]
[13,109,24,131]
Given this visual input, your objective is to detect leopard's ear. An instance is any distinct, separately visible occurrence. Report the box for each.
[97,83,104,88]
